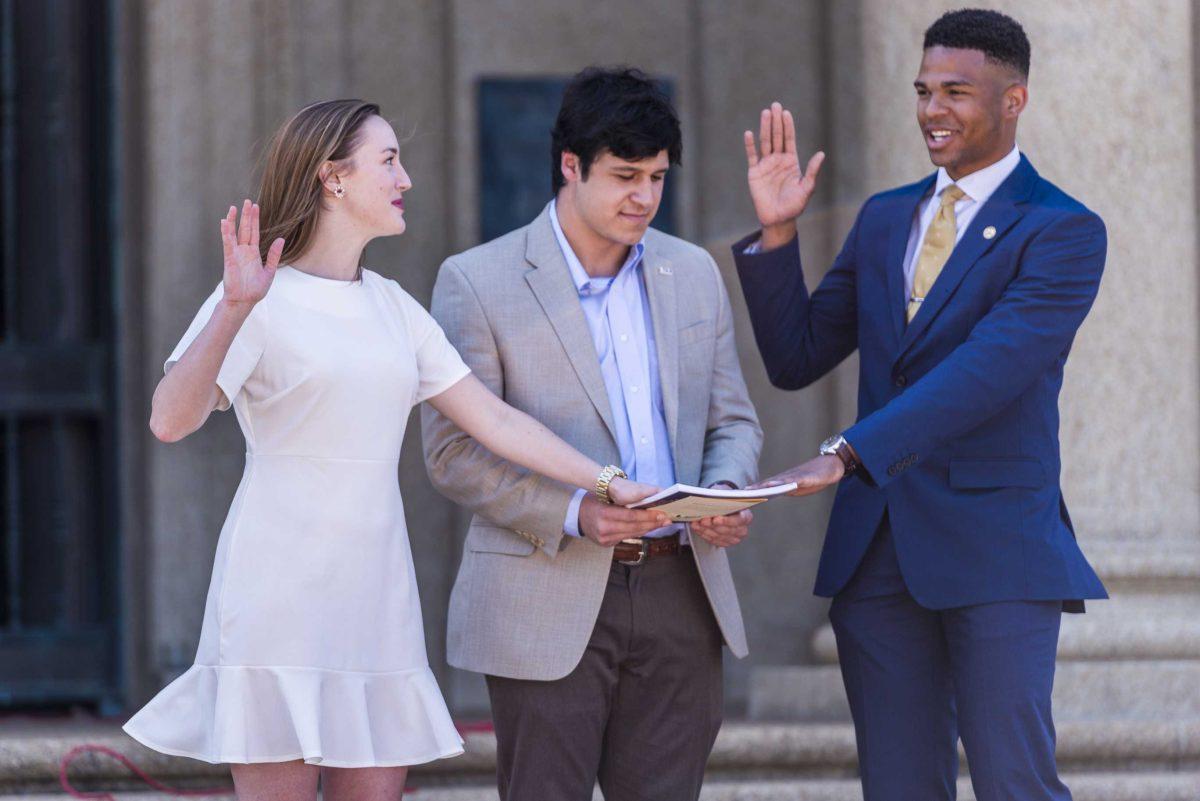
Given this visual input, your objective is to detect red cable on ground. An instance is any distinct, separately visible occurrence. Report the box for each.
[59,744,234,799]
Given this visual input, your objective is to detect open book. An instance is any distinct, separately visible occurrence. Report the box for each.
[628,482,798,522]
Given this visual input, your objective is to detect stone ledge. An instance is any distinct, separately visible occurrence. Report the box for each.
[1087,542,1200,586]
[3,771,1199,801]
[5,719,1196,793]
[750,661,1200,722]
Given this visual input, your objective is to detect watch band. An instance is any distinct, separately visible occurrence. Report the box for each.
[594,465,628,504]
[820,435,859,475]
[832,441,859,474]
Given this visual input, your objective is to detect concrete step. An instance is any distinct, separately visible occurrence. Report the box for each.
[5,772,1199,801]
[5,719,1197,794]
[810,611,1200,663]
[750,660,1200,722]
[1088,541,1200,594]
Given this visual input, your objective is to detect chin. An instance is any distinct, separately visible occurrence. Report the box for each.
[926,149,956,170]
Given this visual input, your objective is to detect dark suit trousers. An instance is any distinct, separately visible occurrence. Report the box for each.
[830,518,1071,801]
[485,550,724,801]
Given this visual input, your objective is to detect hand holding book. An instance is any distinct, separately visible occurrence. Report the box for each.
[628,482,799,522]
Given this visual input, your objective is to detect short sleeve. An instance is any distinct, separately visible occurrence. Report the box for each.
[165,283,268,411]
[398,287,471,404]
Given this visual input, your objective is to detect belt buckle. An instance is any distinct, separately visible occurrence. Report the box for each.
[617,537,649,566]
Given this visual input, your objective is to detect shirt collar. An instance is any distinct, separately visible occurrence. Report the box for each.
[549,199,645,295]
[933,143,1021,204]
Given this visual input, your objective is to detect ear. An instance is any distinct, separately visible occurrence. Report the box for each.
[318,161,341,194]
[1003,83,1028,119]
[560,151,582,185]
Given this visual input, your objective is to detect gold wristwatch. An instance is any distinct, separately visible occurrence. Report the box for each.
[593,465,628,504]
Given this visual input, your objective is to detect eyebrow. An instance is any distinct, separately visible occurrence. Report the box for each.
[610,165,669,174]
[914,79,974,89]
[382,147,398,155]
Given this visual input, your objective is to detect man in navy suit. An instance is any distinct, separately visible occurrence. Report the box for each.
[732,9,1107,800]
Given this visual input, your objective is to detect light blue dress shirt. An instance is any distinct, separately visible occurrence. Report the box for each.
[549,201,681,541]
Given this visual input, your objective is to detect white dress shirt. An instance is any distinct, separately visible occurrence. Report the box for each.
[548,201,683,542]
[902,144,1022,303]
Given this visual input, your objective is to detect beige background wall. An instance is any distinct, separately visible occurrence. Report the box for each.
[126,0,1200,715]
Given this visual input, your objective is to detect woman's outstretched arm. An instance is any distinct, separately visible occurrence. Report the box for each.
[426,373,661,510]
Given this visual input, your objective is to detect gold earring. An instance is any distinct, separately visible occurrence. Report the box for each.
[333,184,345,198]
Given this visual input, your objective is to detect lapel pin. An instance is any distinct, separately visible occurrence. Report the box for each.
[982,225,997,240]
[658,265,673,275]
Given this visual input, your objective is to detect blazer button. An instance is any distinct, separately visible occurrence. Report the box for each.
[895,374,907,388]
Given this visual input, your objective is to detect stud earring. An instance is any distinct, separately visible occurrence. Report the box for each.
[333,184,345,198]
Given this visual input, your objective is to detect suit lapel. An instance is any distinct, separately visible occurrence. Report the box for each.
[896,157,1038,361]
[523,205,619,444]
[885,176,935,345]
[641,244,679,455]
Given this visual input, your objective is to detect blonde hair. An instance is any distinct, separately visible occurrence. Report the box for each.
[258,99,381,272]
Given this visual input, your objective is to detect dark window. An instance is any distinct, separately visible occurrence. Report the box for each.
[0,0,119,710]
[478,77,678,243]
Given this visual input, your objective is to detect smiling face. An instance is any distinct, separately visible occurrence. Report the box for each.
[915,46,1027,179]
[326,114,412,237]
[560,149,669,247]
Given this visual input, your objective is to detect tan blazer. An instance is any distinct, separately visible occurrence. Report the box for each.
[421,203,762,680]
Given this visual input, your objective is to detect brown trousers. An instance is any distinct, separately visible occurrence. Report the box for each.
[485,549,725,801]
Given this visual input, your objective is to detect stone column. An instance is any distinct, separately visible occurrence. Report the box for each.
[751,1,1200,788]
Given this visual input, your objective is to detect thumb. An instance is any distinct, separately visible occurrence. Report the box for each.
[802,151,826,188]
[264,238,285,272]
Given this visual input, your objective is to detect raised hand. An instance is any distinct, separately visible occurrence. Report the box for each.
[743,102,825,239]
[749,454,844,497]
[220,199,285,307]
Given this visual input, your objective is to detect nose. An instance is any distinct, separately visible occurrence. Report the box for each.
[924,94,948,119]
[395,163,413,192]
[631,178,653,207]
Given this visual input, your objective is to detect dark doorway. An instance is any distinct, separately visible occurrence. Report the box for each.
[0,0,119,710]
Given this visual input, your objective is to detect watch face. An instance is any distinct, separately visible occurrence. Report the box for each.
[820,435,841,454]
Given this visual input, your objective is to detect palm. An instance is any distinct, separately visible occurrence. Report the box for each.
[743,103,824,228]
[749,152,810,227]
[220,200,285,306]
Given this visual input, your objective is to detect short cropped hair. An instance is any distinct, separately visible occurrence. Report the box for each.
[923,8,1031,78]
[550,66,682,194]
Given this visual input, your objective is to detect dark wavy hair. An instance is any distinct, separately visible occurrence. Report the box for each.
[924,8,1030,78]
[550,66,682,194]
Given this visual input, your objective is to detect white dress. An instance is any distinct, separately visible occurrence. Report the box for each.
[124,266,469,768]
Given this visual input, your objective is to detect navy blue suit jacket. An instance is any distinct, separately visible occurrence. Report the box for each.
[734,156,1108,610]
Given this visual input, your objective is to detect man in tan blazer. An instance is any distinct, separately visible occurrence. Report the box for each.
[421,66,762,801]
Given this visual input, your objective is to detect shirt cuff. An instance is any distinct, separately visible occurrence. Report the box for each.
[743,237,763,255]
[563,488,587,538]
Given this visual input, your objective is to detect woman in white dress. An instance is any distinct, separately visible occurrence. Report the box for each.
[123,99,667,801]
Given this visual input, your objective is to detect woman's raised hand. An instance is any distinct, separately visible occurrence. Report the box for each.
[221,199,285,307]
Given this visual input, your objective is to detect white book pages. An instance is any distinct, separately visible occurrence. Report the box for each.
[628,482,798,522]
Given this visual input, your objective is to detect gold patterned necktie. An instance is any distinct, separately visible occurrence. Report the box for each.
[907,184,968,323]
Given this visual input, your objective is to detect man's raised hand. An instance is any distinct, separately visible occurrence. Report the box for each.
[221,199,285,308]
[743,102,825,248]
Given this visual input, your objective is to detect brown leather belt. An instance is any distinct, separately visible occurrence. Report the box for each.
[612,533,686,565]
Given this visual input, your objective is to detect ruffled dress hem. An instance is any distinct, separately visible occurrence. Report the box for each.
[122,663,465,768]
